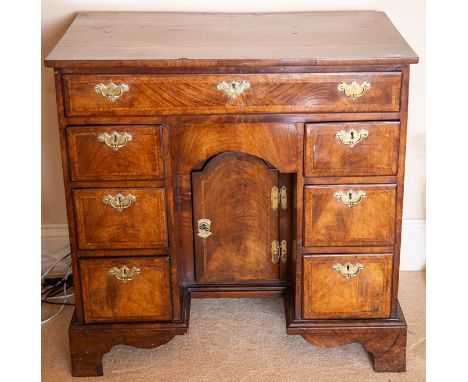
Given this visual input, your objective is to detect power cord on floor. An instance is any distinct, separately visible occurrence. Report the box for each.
[41,253,75,324]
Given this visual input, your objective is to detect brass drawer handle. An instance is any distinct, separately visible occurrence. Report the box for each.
[94,81,130,102]
[103,193,136,212]
[332,262,364,279]
[197,218,212,239]
[335,128,369,147]
[97,131,133,151]
[337,80,371,100]
[216,80,250,100]
[109,266,140,283]
[333,189,367,207]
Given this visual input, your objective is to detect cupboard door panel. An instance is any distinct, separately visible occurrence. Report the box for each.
[192,152,280,283]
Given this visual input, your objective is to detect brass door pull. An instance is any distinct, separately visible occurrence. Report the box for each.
[333,190,367,207]
[335,129,369,147]
[109,266,140,283]
[332,262,364,279]
[216,80,250,100]
[97,131,133,151]
[337,80,371,100]
[94,81,129,102]
[103,193,136,212]
[197,218,212,239]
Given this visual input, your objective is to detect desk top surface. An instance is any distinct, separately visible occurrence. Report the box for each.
[45,11,418,68]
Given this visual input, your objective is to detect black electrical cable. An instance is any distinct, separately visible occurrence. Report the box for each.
[41,254,74,324]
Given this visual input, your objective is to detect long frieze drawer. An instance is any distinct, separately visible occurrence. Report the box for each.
[73,188,168,250]
[67,125,164,181]
[303,185,396,247]
[302,254,392,319]
[80,256,172,323]
[62,72,401,116]
[304,122,400,177]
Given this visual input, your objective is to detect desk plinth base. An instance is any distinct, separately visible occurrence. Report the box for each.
[284,291,407,372]
[69,289,406,376]
[68,292,190,377]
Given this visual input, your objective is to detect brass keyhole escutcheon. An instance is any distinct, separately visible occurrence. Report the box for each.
[216,80,251,100]
[197,218,212,239]
[335,129,369,147]
[333,189,367,207]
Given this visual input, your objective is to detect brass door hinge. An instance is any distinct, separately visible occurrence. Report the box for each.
[271,240,287,264]
[271,186,287,210]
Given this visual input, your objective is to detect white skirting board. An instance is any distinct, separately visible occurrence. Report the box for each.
[399,219,426,271]
[41,224,71,275]
[41,219,426,271]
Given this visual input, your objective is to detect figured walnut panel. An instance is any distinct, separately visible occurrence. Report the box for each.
[192,152,280,283]
[171,123,297,174]
[302,254,392,319]
[67,125,164,181]
[63,72,401,116]
[80,257,172,322]
[303,184,396,247]
[304,122,400,177]
[74,188,168,250]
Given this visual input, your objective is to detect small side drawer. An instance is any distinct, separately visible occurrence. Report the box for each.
[303,185,396,247]
[303,254,392,319]
[304,122,400,177]
[80,256,172,322]
[67,125,164,181]
[74,188,168,250]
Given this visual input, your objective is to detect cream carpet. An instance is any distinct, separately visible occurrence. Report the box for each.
[42,271,425,381]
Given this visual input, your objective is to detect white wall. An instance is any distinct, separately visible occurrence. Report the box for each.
[41,0,426,269]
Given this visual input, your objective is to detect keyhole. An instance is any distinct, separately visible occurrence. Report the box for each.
[346,264,350,272]
[350,131,354,139]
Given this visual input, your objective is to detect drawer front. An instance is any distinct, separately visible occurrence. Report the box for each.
[304,122,400,177]
[80,257,172,322]
[303,254,392,319]
[303,185,396,247]
[67,126,164,181]
[63,72,401,116]
[74,188,168,250]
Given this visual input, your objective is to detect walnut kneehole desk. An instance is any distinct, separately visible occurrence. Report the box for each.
[45,11,418,377]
